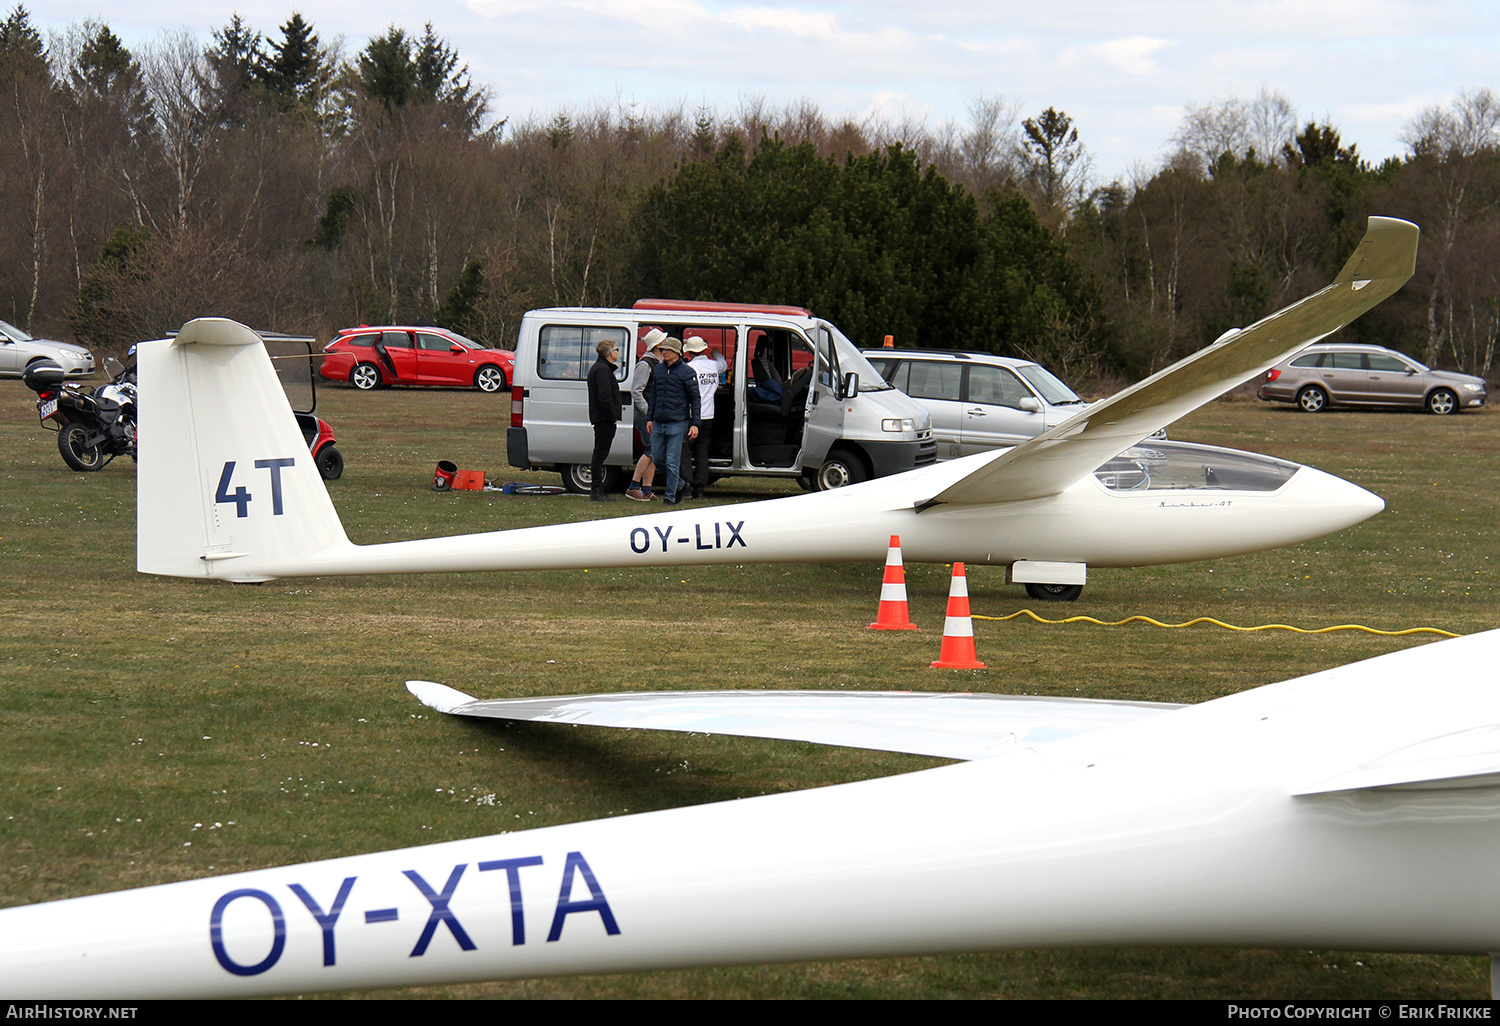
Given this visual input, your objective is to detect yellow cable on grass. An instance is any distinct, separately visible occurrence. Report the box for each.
[975,609,1460,638]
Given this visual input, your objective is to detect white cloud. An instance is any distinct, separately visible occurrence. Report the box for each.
[723,5,842,38]
[1089,36,1173,76]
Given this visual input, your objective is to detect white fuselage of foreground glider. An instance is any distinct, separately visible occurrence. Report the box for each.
[201,443,1382,581]
[3,630,1497,998]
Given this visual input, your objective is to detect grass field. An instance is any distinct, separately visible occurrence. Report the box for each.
[1,375,1496,999]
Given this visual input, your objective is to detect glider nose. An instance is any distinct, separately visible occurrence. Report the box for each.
[1290,465,1384,533]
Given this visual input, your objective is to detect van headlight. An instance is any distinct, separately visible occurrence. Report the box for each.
[882,418,915,432]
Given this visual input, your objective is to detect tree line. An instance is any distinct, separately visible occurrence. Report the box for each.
[2,7,1497,379]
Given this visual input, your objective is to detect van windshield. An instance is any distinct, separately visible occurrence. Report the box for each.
[1017,364,1084,405]
[815,322,893,391]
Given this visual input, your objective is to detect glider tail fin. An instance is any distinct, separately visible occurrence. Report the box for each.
[137,318,350,582]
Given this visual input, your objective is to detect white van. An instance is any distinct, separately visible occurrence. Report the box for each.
[507,300,935,492]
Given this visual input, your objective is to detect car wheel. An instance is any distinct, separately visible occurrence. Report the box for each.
[474,365,506,393]
[315,446,344,481]
[1025,582,1083,602]
[814,452,867,491]
[58,423,104,471]
[1296,386,1327,413]
[1426,388,1458,415]
[351,363,382,390]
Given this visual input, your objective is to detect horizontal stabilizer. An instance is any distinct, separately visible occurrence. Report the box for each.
[924,216,1419,507]
[405,683,1182,760]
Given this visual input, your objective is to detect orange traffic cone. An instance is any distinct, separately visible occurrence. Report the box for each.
[930,563,986,669]
[870,535,918,630]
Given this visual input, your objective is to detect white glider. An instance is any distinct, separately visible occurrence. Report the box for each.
[4,629,1499,998]
[135,218,1418,596]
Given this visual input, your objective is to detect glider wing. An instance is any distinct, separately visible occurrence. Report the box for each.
[406,681,1183,760]
[922,216,1419,507]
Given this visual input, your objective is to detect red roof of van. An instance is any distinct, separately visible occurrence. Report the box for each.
[632,299,814,317]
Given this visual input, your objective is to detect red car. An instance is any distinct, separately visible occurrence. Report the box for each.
[320,326,515,392]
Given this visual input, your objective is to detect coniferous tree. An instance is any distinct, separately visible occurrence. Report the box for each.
[0,4,47,86]
[434,258,488,337]
[258,13,329,117]
[206,14,262,98]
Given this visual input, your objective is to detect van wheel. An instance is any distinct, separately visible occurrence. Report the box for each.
[563,464,623,494]
[814,453,866,490]
[1025,582,1083,602]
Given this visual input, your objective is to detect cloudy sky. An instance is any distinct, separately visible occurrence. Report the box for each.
[29,1,1500,181]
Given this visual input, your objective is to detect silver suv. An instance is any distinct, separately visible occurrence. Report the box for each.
[861,349,1091,460]
[1258,344,1487,415]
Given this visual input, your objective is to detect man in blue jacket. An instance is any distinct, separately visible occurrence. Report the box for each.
[645,336,701,505]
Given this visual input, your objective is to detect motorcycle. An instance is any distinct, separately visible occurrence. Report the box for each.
[25,342,345,479]
[24,356,136,471]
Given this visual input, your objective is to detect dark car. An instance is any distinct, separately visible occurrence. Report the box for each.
[320,326,515,393]
[1258,344,1487,415]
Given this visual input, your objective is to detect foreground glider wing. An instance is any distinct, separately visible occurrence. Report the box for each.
[406,681,1182,760]
[922,216,1420,506]
[7,629,1500,998]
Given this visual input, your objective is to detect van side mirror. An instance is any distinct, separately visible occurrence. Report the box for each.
[1019,397,1041,413]
[840,372,858,400]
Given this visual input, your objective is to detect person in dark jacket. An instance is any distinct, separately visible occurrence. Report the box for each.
[587,338,622,501]
[627,330,666,500]
[645,337,701,505]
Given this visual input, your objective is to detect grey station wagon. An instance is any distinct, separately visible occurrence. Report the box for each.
[1258,344,1487,415]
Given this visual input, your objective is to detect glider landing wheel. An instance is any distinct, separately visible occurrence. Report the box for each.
[1025,582,1083,602]
[1296,386,1327,413]
[351,363,382,391]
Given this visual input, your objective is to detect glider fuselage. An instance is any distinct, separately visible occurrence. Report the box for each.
[175,440,1381,582]
[4,630,1496,997]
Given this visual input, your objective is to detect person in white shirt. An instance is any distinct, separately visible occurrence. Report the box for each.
[684,335,719,500]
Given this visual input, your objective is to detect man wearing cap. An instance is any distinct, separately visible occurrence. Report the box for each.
[627,330,666,501]
[683,335,719,499]
[645,336,701,505]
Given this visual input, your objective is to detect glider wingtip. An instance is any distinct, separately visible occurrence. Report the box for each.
[406,679,478,714]
[1338,216,1420,285]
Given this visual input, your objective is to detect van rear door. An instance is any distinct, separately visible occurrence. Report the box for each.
[527,323,633,468]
